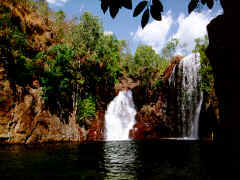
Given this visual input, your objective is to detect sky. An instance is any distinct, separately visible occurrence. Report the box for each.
[46,0,223,55]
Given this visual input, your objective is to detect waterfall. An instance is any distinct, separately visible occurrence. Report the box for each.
[169,53,203,139]
[105,90,136,141]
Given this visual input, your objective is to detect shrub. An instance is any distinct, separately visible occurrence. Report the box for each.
[77,95,96,123]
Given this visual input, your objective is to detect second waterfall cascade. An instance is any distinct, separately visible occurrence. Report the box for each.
[105,90,136,141]
[169,53,203,139]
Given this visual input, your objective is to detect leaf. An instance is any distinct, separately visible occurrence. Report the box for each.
[188,0,199,14]
[101,0,109,14]
[109,5,119,18]
[152,0,163,12]
[207,0,214,9]
[150,4,162,21]
[133,1,148,17]
[122,0,132,9]
[141,8,149,28]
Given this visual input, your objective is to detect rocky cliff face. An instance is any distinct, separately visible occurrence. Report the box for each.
[204,0,240,175]
[0,65,84,144]
[206,0,240,142]
[0,62,115,144]
[130,56,183,139]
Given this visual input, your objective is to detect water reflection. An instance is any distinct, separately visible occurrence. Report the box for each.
[101,141,138,179]
[99,140,209,180]
[0,140,221,179]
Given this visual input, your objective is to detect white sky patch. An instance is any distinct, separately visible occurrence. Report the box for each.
[133,11,173,53]
[104,31,114,36]
[171,11,214,55]
[133,10,218,55]
[46,0,69,6]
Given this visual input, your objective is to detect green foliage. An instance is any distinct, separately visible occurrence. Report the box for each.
[77,95,96,122]
[129,44,158,78]
[38,44,76,117]
[127,44,169,83]
[152,78,164,91]
[72,12,103,58]
[193,35,214,95]
[124,44,169,101]
[39,44,74,94]
[156,57,170,75]
[96,34,124,83]
[134,45,158,67]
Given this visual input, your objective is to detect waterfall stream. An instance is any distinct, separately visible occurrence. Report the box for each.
[169,53,203,139]
[105,90,136,141]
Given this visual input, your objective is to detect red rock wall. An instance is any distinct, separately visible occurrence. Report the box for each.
[130,56,183,139]
[0,65,85,144]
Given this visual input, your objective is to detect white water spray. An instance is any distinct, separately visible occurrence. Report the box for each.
[169,53,203,139]
[105,90,136,141]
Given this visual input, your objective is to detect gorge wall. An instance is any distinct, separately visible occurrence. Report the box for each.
[206,0,240,144]
[203,0,240,177]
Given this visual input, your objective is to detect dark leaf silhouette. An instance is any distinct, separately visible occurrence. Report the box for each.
[207,0,214,9]
[101,0,109,14]
[110,5,119,18]
[122,0,132,9]
[188,0,199,14]
[152,0,163,12]
[201,0,207,4]
[150,5,162,21]
[141,8,149,28]
[133,1,148,17]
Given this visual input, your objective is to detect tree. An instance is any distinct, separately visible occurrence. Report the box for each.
[127,44,168,81]
[134,45,158,67]
[129,44,158,77]
[72,12,103,56]
[96,34,125,83]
